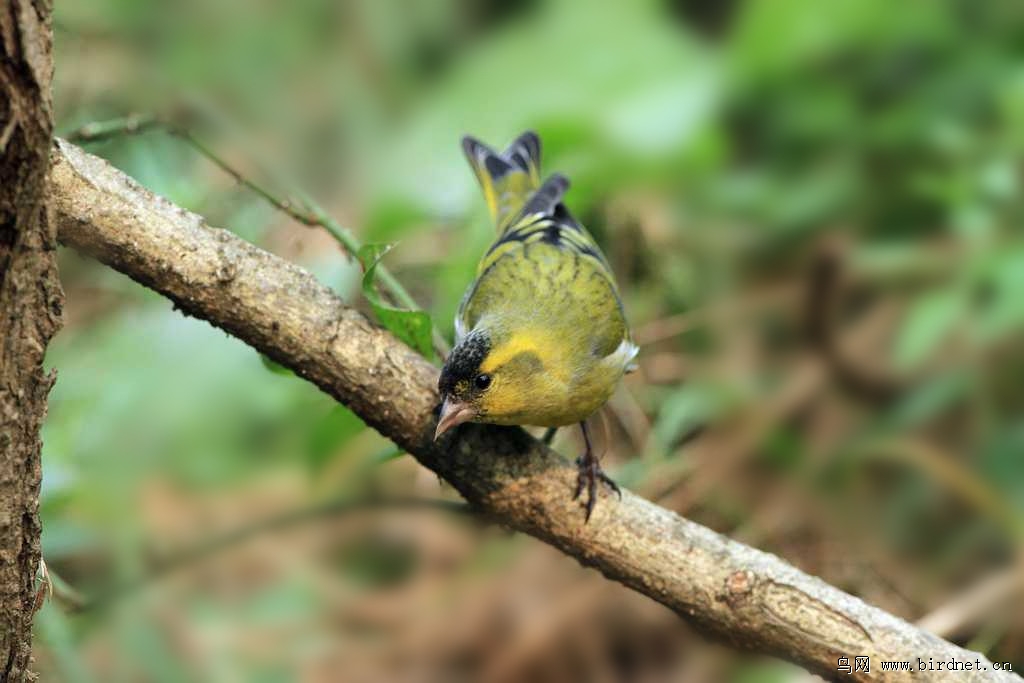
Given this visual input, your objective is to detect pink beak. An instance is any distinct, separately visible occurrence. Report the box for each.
[434,398,477,440]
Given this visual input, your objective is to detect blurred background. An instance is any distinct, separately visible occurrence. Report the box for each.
[37,0,1024,680]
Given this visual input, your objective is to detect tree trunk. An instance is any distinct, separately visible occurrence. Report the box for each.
[0,1,60,680]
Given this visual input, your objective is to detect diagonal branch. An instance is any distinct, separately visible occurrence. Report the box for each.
[75,497,472,612]
[65,112,450,355]
[49,140,1019,682]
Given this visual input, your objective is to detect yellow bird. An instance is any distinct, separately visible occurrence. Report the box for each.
[435,131,638,519]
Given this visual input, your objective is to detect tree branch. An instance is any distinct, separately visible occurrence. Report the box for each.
[804,238,907,403]
[49,140,1019,682]
[64,112,450,355]
[74,497,472,612]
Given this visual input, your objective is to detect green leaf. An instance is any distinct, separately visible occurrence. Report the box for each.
[370,445,406,465]
[357,244,435,360]
[892,289,964,370]
[976,248,1024,343]
[336,534,418,588]
[885,371,969,430]
[259,354,293,376]
[306,405,365,473]
[652,382,734,451]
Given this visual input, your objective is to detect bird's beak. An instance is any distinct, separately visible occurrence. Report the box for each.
[434,398,476,440]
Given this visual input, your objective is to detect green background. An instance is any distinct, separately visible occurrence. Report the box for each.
[38,0,1024,680]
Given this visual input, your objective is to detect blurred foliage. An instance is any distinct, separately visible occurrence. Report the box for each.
[36,0,1024,680]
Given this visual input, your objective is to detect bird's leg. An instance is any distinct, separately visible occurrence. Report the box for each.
[572,421,620,521]
[541,427,558,446]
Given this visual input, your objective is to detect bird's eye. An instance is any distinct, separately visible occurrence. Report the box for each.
[474,373,492,390]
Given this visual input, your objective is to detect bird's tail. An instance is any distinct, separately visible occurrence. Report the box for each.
[462,131,542,232]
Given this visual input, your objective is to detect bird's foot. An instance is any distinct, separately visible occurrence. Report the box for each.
[573,454,621,522]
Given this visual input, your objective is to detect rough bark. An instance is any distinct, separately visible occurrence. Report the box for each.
[0,1,60,681]
[50,140,1019,682]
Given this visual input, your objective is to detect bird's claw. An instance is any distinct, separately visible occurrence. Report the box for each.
[573,455,620,522]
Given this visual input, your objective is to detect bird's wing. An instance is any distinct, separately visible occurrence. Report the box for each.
[458,174,634,362]
[476,174,612,279]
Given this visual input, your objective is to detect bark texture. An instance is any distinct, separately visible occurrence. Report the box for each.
[51,140,1019,682]
[0,1,59,681]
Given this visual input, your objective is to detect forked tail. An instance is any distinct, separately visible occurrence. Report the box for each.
[462,131,543,232]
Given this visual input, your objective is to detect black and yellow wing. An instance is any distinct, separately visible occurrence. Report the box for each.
[458,159,634,365]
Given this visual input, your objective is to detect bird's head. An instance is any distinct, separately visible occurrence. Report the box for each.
[435,327,546,439]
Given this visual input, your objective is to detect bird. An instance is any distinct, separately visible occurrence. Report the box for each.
[434,131,638,520]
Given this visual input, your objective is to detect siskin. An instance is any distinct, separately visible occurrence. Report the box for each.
[435,131,638,519]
